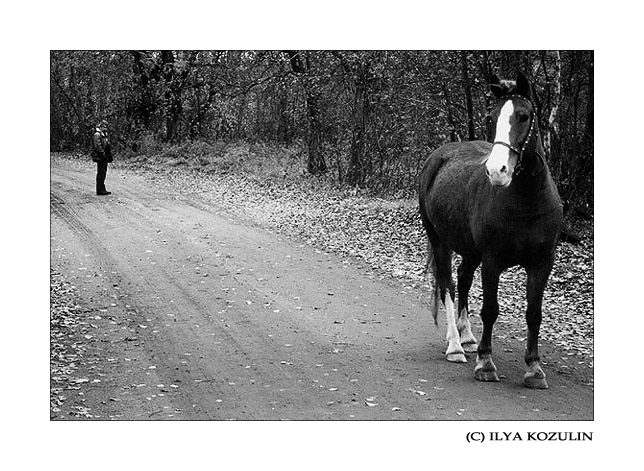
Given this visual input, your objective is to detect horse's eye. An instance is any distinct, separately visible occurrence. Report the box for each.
[518,113,529,123]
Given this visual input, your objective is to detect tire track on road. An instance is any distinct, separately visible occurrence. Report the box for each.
[50,160,594,420]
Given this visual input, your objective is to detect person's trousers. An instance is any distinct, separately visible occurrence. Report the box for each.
[96,161,108,193]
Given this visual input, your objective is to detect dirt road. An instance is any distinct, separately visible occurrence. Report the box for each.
[50,161,593,420]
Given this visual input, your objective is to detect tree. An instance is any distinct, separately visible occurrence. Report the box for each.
[461,51,476,141]
[50,50,594,212]
[284,51,327,175]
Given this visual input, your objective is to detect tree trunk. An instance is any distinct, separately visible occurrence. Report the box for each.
[284,51,327,175]
[461,51,476,141]
[347,78,368,186]
[305,88,326,174]
[130,51,155,129]
[442,82,458,142]
[583,57,594,155]
[574,54,594,211]
[160,51,179,142]
[544,50,562,158]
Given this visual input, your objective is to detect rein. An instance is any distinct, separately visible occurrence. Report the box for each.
[492,95,545,176]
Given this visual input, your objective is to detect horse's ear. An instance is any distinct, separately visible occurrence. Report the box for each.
[489,75,505,98]
[516,71,531,98]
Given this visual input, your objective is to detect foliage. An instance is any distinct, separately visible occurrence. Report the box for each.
[50,50,593,212]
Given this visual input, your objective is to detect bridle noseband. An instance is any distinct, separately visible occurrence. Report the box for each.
[492,94,541,176]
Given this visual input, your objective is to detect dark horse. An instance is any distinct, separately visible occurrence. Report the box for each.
[418,72,563,389]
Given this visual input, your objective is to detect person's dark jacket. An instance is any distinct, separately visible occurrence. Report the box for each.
[91,128,113,163]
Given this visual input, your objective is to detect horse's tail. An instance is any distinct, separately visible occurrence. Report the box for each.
[423,239,440,326]
[420,205,440,326]
[419,152,446,327]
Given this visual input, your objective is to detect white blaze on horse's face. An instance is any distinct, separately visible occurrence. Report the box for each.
[486,100,518,187]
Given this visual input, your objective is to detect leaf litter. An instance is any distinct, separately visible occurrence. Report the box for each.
[54,154,594,385]
[50,268,95,419]
[139,155,592,377]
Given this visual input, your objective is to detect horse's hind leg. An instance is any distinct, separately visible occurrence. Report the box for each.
[433,242,466,363]
[420,210,465,363]
[457,257,480,353]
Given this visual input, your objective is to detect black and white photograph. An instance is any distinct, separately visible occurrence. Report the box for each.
[49,49,594,423]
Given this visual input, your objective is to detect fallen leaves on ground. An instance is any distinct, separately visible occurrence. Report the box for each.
[52,153,594,379]
[50,268,95,419]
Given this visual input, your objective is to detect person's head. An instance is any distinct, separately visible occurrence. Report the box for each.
[98,120,108,132]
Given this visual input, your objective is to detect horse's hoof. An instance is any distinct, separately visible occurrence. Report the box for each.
[524,372,549,389]
[446,352,467,363]
[461,342,479,353]
[474,368,500,382]
[524,362,548,389]
[474,356,499,382]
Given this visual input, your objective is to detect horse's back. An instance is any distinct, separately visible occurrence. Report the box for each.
[419,141,490,193]
[427,140,492,164]
[419,141,491,257]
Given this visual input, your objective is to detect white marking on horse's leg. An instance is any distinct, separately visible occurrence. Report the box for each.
[457,308,478,353]
[486,100,515,186]
[444,293,466,363]
[524,361,548,389]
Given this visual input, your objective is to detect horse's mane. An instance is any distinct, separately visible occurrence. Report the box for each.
[496,79,517,95]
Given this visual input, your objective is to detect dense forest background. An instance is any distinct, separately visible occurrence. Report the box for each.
[50,50,593,213]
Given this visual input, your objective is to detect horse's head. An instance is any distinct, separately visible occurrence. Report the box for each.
[485,72,536,187]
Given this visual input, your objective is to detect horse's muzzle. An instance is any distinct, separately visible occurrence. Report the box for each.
[486,168,512,187]
[485,153,514,187]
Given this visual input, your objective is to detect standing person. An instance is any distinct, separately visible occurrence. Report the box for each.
[91,120,113,195]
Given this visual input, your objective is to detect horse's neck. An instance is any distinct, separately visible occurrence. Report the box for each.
[517,127,548,183]
[513,152,556,199]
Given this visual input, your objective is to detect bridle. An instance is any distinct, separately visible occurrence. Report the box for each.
[492,94,543,176]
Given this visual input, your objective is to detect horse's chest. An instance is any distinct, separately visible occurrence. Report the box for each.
[477,210,560,267]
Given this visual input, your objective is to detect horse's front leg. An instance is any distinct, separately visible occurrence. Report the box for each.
[523,262,554,389]
[474,262,501,382]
